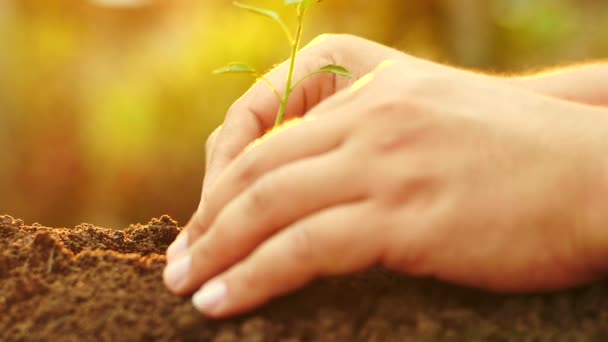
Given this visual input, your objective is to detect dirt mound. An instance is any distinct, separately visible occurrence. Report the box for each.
[1,215,607,341]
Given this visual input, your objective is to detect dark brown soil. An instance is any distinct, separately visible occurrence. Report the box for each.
[1,215,608,341]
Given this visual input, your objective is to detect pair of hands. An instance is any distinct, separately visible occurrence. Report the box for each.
[163,34,608,318]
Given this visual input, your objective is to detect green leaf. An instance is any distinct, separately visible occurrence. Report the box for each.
[284,0,321,9]
[212,63,257,75]
[290,64,353,92]
[233,1,294,44]
[233,2,281,22]
[318,64,353,78]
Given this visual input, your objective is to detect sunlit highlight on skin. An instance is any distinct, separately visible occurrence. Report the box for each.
[350,59,396,93]
[244,117,304,153]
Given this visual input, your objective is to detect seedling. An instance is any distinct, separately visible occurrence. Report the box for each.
[214,0,353,127]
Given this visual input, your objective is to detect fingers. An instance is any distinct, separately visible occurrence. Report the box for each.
[168,101,353,263]
[205,125,222,174]
[199,41,345,201]
[164,147,367,295]
[173,40,352,259]
[167,35,410,273]
[184,113,352,246]
[199,35,407,215]
[169,69,370,263]
[190,201,383,318]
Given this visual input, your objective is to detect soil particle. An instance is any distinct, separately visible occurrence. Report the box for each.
[1,214,608,341]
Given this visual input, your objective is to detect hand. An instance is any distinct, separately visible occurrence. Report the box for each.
[170,35,608,266]
[167,34,414,261]
[164,58,608,318]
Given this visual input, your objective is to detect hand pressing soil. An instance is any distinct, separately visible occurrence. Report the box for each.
[1,215,607,341]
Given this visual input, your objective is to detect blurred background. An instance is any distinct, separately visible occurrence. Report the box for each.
[1,0,607,228]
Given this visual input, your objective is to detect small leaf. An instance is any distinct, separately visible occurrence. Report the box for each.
[234,1,294,44]
[213,63,257,75]
[233,2,281,22]
[291,64,354,92]
[318,64,353,78]
[284,0,321,9]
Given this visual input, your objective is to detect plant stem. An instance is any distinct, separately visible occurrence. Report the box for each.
[275,4,306,127]
[256,75,283,103]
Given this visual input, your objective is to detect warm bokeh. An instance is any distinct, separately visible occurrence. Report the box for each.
[1,0,607,228]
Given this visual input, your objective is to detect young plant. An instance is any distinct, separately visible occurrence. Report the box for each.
[214,0,353,127]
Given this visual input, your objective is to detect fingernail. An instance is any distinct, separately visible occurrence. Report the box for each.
[163,254,191,291]
[192,280,227,314]
[167,231,189,263]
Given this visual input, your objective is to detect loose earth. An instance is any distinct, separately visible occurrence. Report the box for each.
[1,215,607,341]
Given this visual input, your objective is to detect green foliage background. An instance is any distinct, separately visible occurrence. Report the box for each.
[1,0,607,228]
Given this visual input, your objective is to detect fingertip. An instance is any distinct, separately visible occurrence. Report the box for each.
[166,231,189,263]
[191,272,263,319]
[163,253,192,294]
[192,279,228,317]
[192,257,311,318]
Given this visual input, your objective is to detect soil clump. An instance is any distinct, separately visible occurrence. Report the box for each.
[1,215,607,341]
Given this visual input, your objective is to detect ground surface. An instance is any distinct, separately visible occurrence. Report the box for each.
[1,215,607,341]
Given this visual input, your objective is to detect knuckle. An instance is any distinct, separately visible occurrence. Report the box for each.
[372,92,411,116]
[245,176,275,213]
[192,238,215,263]
[208,126,221,142]
[289,225,316,263]
[205,127,220,152]
[204,218,240,261]
[235,152,263,185]
[188,211,208,236]
[374,115,433,154]
[382,175,440,209]
[403,73,455,100]
[224,101,251,128]
[225,101,240,121]
[351,98,427,150]
[306,33,354,59]
[237,264,263,294]
[302,35,338,65]
[206,214,230,245]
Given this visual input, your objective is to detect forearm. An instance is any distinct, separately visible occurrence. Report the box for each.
[509,63,608,107]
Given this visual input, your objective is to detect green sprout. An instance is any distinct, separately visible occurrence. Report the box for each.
[213,0,353,127]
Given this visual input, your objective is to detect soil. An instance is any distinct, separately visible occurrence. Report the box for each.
[1,215,608,341]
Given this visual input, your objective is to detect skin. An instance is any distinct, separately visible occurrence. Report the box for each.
[163,34,608,318]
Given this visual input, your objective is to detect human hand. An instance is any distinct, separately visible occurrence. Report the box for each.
[167,34,414,261]
[164,58,608,318]
[169,35,608,266]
